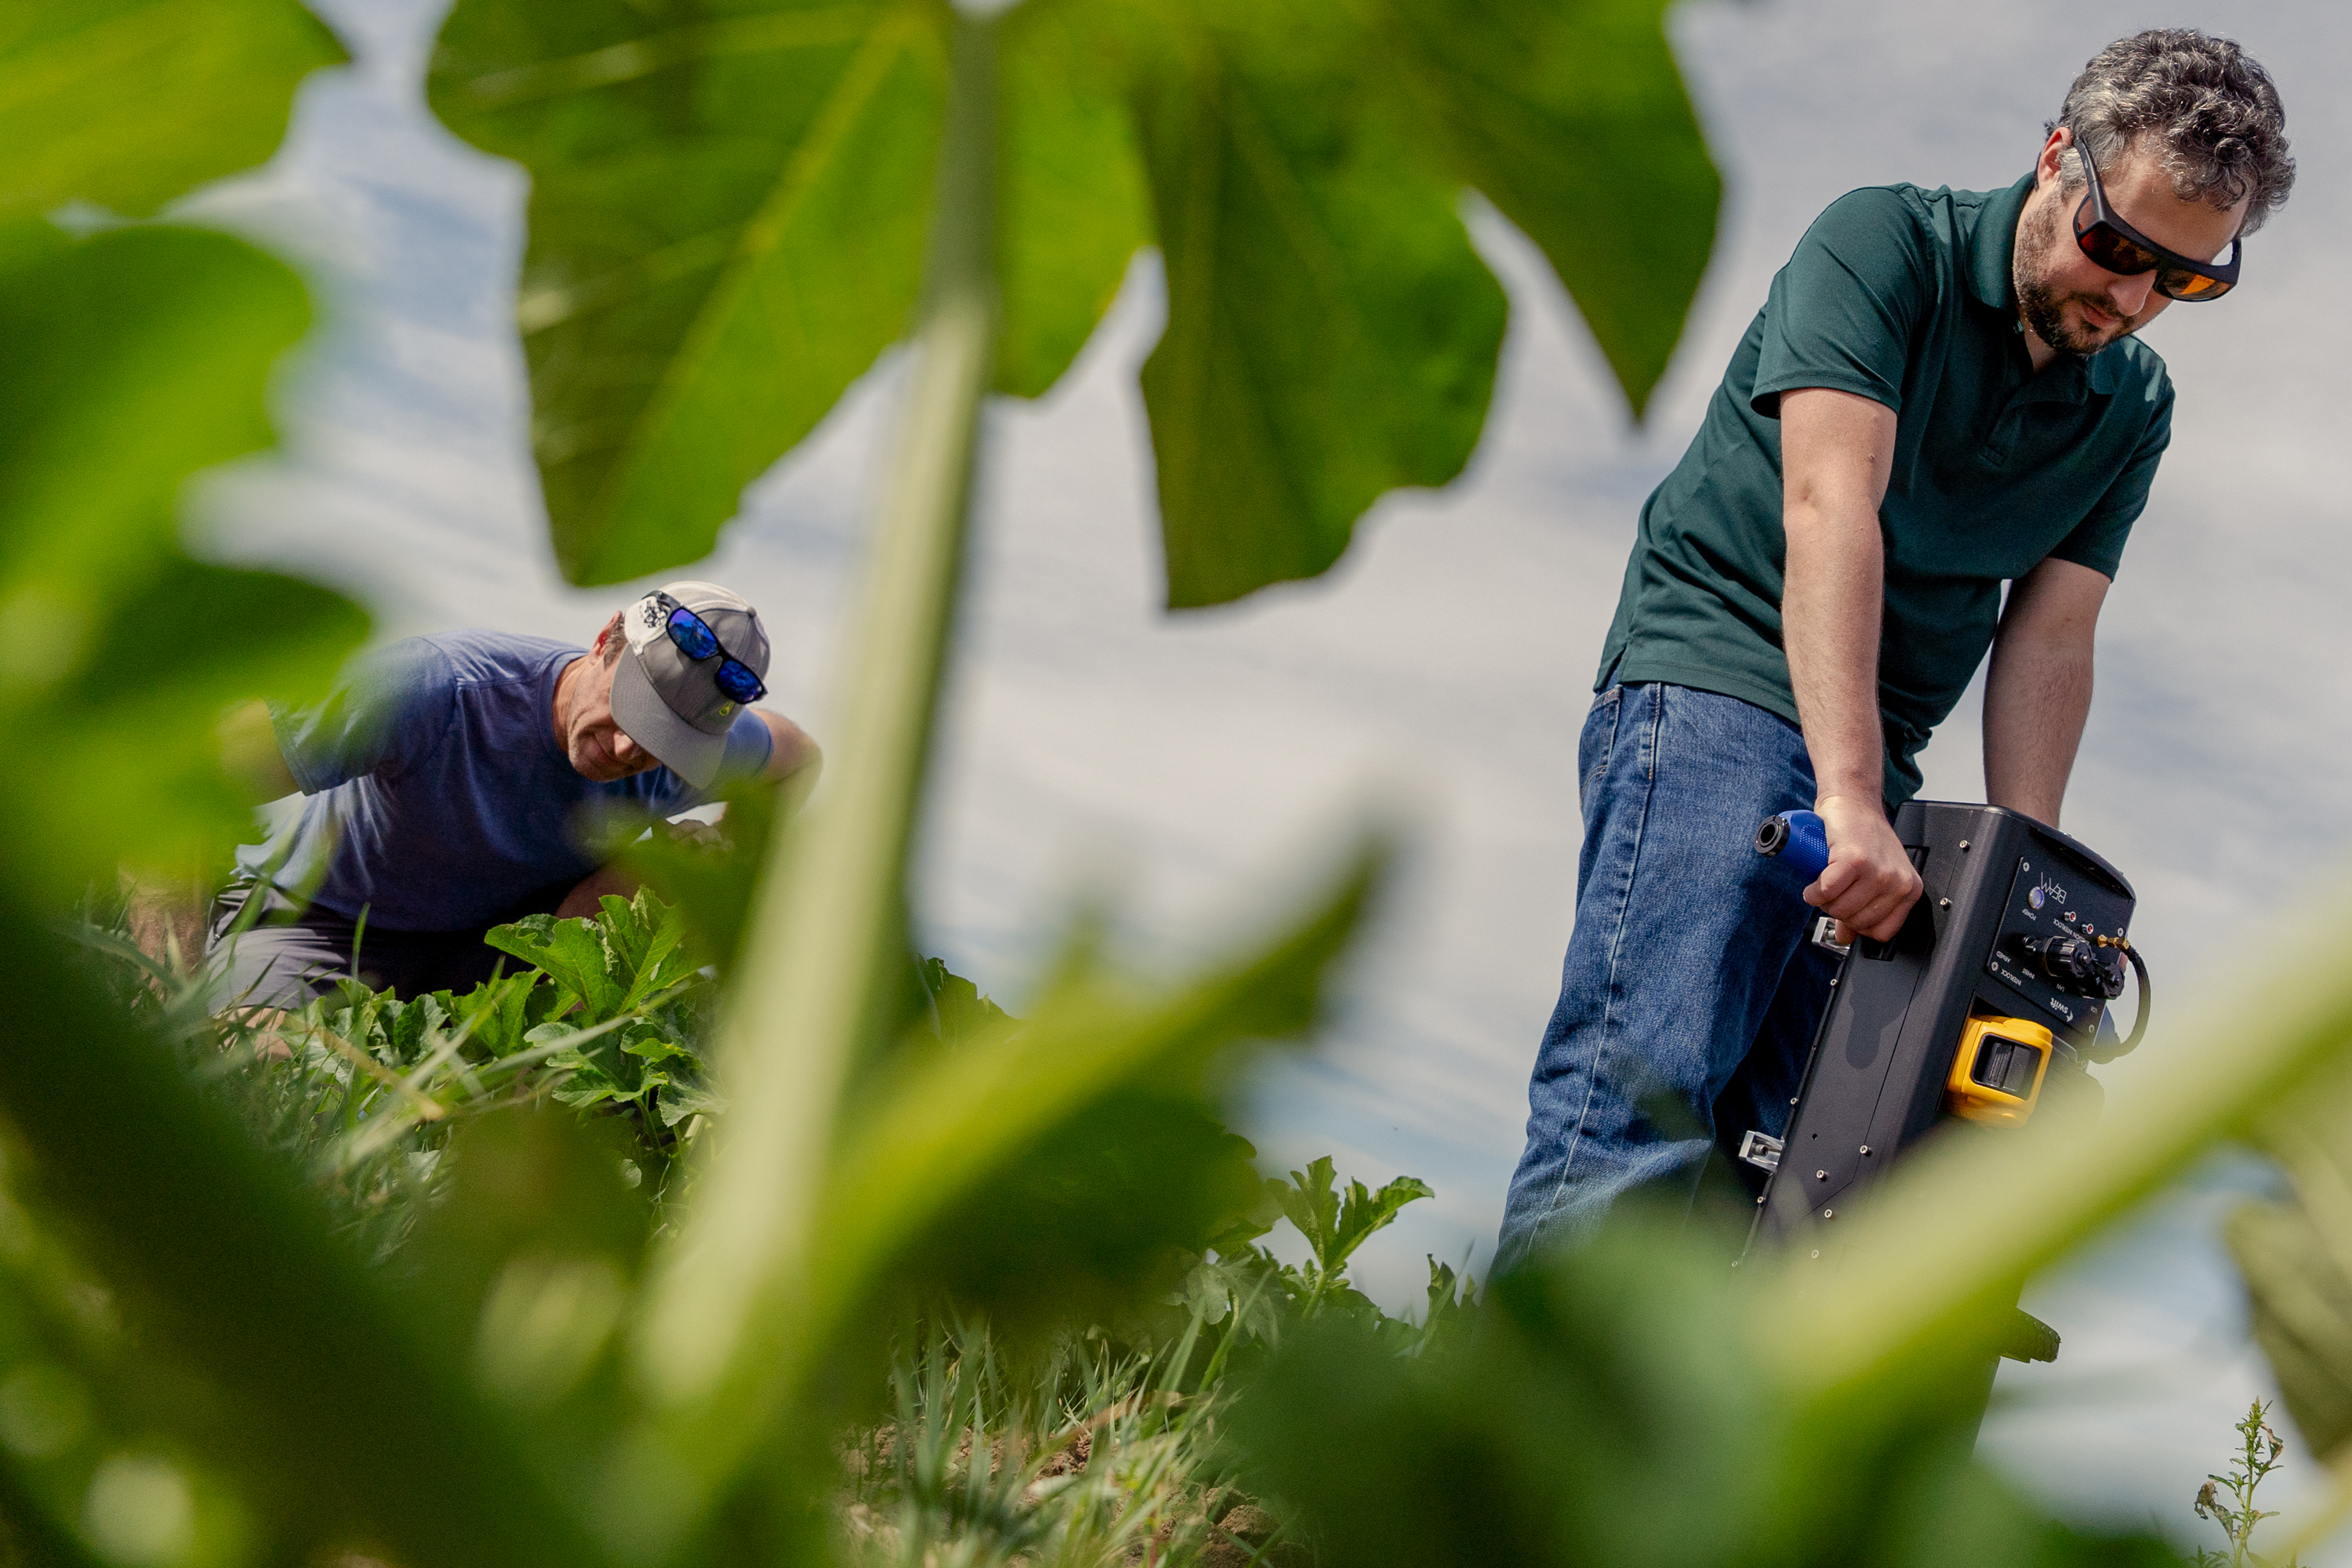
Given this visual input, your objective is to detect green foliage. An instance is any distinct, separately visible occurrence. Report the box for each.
[0,220,366,898]
[1369,0,1720,416]
[992,0,1153,401]
[491,891,696,1017]
[621,788,782,969]
[0,1145,249,1568]
[835,1152,1454,1568]
[1172,1156,1446,1335]
[424,0,1716,602]
[1131,1166,1465,1399]
[424,0,949,586]
[841,1317,1294,1568]
[208,889,721,1202]
[35,844,1388,1564]
[221,889,1022,1198]
[0,0,343,223]
[1227,1225,2186,1568]
[1266,1157,1435,1309]
[622,833,1394,1545]
[486,891,720,1125]
[12,0,2352,1564]
[0,899,613,1568]
[2227,1065,2352,1465]
[2191,1401,2290,1568]
[1124,0,1507,608]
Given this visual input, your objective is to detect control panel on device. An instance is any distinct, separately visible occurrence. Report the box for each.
[1981,849,2134,1036]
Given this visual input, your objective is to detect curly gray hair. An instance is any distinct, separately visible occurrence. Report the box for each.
[2049,29,2294,234]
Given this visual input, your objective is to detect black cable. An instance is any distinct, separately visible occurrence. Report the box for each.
[2119,941,2151,1053]
[2092,935,2150,1058]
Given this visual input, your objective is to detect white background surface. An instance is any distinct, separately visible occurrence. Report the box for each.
[179,0,2350,1555]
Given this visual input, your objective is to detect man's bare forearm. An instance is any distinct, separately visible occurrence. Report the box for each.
[1784,499,1889,806]
[1777,387,1918,943]
[556,863,638,920]
[219,699,298,803]
[1982,558,2107,826]
[1983,644,2089,824]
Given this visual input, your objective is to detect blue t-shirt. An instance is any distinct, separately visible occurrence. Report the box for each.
[234,631,772,931]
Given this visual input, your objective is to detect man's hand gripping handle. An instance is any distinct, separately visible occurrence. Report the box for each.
[1757,802,1923,946]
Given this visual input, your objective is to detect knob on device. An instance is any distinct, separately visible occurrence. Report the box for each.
[2010,933,2127,998]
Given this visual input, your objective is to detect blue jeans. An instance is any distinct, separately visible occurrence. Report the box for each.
[1497,683,1839,1269]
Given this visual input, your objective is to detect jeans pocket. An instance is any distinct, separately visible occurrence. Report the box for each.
[1578,687,1624,802]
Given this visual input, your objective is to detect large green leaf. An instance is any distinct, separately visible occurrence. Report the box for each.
[0,0,343,222]
[429,0,1719,604]
[428,0,1152,584]
[0,220,365,895]
[428,0,951,585]
[993,0,1153,399]
[1131,0,1507,608]
[1370,0,1719,416]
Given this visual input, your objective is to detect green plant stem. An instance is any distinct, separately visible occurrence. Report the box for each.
[623,9,1000,1548]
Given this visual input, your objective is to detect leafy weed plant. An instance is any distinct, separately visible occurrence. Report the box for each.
[2194,1399,2294,1568]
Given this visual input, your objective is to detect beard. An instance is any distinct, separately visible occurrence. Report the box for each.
[2013,192,2136,360]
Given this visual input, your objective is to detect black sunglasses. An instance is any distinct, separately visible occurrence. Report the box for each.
[2070,131,2241,302]
[661,599,767,706]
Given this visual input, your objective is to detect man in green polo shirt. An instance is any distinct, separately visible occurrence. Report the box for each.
[1497,28,2296,1265]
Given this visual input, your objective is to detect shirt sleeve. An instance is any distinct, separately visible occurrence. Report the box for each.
[269,638,450,795]
[713,709,777,789]
[2050,377,2173,579]
[1751,187,1936,419]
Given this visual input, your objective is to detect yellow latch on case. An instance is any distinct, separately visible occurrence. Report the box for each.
[1946,1015,2056,1127]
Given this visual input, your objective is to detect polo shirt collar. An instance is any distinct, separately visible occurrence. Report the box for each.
[1969,171,2129,396]
[1967,172,2034,313]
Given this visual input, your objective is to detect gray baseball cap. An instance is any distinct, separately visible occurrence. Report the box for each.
[608,580,771,789]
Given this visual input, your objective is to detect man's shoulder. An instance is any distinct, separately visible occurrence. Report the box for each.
[1806,181,2006,246]
[1806,182,1932,235]
[405,630,583,689]
[1788,183,1955,282]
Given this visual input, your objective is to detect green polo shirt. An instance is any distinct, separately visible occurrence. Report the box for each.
[1596,173,2173,803]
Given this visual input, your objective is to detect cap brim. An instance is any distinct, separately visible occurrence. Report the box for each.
[609,652,728,789]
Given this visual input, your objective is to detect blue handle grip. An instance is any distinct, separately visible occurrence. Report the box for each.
[1755,809,1830,882]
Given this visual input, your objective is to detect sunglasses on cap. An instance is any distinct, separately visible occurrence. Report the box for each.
[659,597,767,706]
[2069,129,2241,302]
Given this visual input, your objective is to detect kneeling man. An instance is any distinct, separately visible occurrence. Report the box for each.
[212,580,819,1006]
